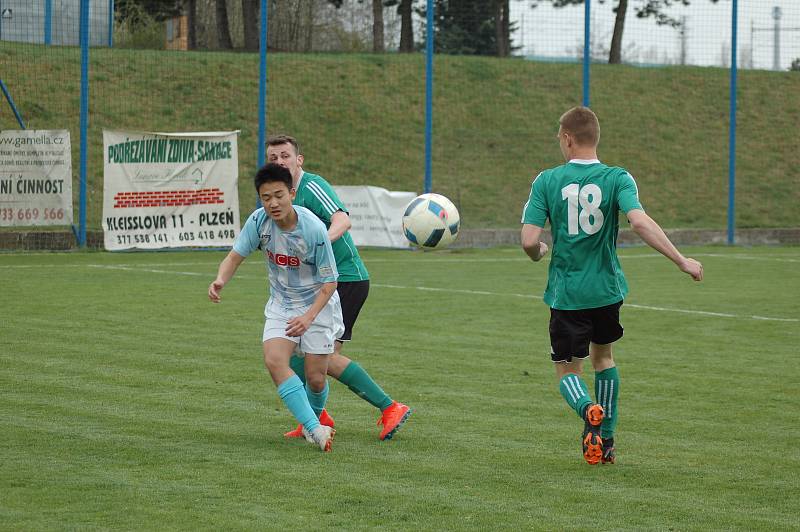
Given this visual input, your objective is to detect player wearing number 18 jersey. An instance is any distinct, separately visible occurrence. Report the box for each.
[523,161,642,311]
[521,106,703,465]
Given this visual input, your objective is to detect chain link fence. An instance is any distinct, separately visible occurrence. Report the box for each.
[1,0,798,248]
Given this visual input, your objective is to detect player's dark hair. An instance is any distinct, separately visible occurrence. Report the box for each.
[254,163,293,191]
[559,106,600,147]
[266,134,301,156]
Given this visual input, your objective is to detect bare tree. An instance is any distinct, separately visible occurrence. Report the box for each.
[399,0,414,52]
[533,0,720,64]
[187,0,197,49]
[609,0,628,64]
[372,0,385,52]
[242,0,259,51]
[494,0,511,57]
[329,0,385,52]
[216,0,233,49]
[305,0,314,51]
[386,0,415,52]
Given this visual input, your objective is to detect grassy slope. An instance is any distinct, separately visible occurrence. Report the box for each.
[2,42,799,230]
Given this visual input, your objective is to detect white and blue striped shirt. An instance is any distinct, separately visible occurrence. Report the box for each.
[233,205,339,309]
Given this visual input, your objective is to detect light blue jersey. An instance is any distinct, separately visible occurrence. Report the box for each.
[233,205,339,309]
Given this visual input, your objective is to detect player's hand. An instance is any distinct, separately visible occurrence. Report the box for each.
[536,241,549,261]
[208,279,225,303]
[286,314,313,337]
[680,258,703,281]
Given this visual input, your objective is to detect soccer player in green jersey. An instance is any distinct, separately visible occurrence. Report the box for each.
[521,106,703,465]
[266,134,412,441]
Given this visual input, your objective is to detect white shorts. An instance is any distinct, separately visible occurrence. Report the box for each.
[262,295,344,355]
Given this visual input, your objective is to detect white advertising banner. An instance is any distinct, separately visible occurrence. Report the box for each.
[333,185,416,248]
[0,129,73,227]
[102,130,240,251]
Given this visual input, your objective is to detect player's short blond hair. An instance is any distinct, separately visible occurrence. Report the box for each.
[266,134,301,155]
[559,106,600,147]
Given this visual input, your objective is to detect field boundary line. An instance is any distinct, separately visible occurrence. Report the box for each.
[372,283,798,323]
[87,264,205,276]
[4,261,797,323]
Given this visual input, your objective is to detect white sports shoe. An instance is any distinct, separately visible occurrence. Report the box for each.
[302,425,335,452]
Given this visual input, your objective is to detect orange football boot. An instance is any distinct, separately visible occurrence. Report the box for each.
[377,401,412,441]
[582,404,605,465]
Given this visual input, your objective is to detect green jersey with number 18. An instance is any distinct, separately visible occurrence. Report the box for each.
[521,160,643,310]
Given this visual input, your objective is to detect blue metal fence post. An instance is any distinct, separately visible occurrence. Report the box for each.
[424,0,434,194]
[728,0,738,245]
[0,79,26,129]
[257,0,268,170]
[583,0,591,107]
[256,0,268,210]
[44,0,53,45]
[78,0,89,247]
[108,0,114,47]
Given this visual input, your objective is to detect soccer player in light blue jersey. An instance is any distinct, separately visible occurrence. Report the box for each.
[208,163,344,452]
[521,107,703,465]
[267,134,412,442]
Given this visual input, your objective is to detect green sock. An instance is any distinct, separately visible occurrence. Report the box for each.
[338,361,393,411]
[289,353,306,384]
[595,366,619,439]
[559,373,592,419]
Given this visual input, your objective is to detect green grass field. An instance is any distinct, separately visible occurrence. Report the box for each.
[2,245,798,529]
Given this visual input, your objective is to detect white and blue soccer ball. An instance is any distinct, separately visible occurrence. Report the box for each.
[402,193,460,249]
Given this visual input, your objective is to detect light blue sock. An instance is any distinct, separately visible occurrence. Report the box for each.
[559,373,593,419]
[306,380,329,417]
[277,375,319,432]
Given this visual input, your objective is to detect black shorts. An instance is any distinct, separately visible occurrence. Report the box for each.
[548,301,624,363]
[336,280,369,342]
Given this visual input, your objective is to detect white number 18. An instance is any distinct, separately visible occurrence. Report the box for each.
[561,183,604,235]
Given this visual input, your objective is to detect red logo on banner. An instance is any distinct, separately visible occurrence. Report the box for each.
[113,188,224,208]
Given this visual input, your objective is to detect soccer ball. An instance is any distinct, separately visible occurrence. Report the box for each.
[402,193,460,249]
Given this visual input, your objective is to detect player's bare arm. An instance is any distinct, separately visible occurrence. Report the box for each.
[627,209,703,281]
[327,210,352,243]
[285,280,338,336]
[208,250,246,303]
[521,223,549,262]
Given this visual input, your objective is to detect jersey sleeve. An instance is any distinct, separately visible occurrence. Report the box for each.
[303,178,346,224]
[232,210,262,257]
[618,171,644,213]
[309,218,339,283]
[521,172,548,227]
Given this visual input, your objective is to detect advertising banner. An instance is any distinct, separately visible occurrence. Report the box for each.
[103,130,240,250]
[333,185,416,248]
[0,129,72,227]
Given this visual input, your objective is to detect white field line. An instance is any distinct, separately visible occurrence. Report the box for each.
[87,264,206,276]
[371,283,798,323]
[1,259,796,323]
[0,261,221,269]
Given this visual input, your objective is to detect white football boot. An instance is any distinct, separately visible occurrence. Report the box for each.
[302,424,335,452]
